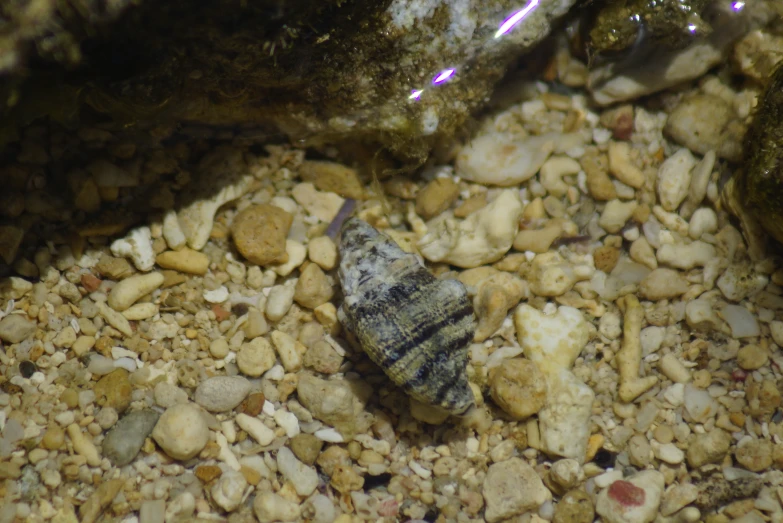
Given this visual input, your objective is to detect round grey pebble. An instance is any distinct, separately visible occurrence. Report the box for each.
[102,409,160,466]
[195,376,252,412]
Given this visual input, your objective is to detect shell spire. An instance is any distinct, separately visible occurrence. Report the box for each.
[338,217,476,415]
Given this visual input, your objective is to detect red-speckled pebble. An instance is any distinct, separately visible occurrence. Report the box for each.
[608,480,645,507]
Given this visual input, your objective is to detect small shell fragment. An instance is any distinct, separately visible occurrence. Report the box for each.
[337,218,476,415]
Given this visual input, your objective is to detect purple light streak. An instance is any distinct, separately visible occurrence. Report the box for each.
[731,1,745,10]
[432,69,456,85]
[409,89,424,100]
[495,0,540,39]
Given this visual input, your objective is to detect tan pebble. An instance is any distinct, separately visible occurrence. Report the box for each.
[79,478,125,523]
[737,344,769,370]
[271,330,306,372]
[0,461,21,479]
[299,160,364,199]
[473,277,526,342]
[307,236,337,270]
[289,433,323,465]
[593,245,620,273]
[629,237,657,269]
[639,268,688,301]
[330,464,364,493]
[317,445,352,476]
[96,301,133,336]
[659,353,691,383]
[195,465,223,483]
[415,178,460,219]
[60,388,79,409]
[156,248,210,275]
[653,425,674,444]
[271,240,307,276]
[552,489,594,523]
[735,439,773,472]
[513,223,562,253]
[161,270,188,288]
[608,140,645,188]
[67,424,102,466]
[580,150,616,201]
[303,339,343,374]
[108,271,164,311]
[410,398,450,425]
[294,263,334,309]
[489,359,546,420]
[454,194,487,217]
[584,434,605,463]
[209,338,230,359]
[93,369,132,414]
[41,424,65,450]
[292,182,345,223]
[236,337,276,377]
[231,204,292,265]
[598,199,638,233]
[122,302,158,321]
[686,429,731,467]
[242,308,268,339]
[313,302,340,336]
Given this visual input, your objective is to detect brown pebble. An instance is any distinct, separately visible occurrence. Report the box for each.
[593,246,620,273]
[61,388,79,409]
[81,273,102,293]
[289,433,323,465]
[317,445,352,477]
[212,304,231,322]
[415,178,460,219]
[93,369,133,414]
[299,160,365,200]
[294,263,334,309]
[239,392,266,416]
[240,465,262,486]
[489,358,546,420]
[0,461,22,480]
[454,194,487,218]
[231,204,293,265]
[330,464,365,493]
[195,465,223,483]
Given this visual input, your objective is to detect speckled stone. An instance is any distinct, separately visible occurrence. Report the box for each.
[102,409,160,466]
[93,369,133,414]
[194,376,252,412]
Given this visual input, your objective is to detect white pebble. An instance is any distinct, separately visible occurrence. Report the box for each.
[277,447,319,496]
[266,283,295,322]
[235,413,275,446]
[657,148,695,211]
[110,226,155,271]
[688,208,718,239]
[315,427,344,443]
[108,272,164,311]
[211,471,247,512]
[273,410,300,438]
[203,286,229,304]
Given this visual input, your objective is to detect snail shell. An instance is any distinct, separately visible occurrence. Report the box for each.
[337,217,476,415]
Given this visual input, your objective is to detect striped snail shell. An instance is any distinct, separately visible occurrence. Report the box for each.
[337,217,476,415]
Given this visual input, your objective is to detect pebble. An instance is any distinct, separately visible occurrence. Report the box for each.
[653,442,685,464]
[689,207,718,239]
[195,376,252,412]
[66,424,102,466]
[0,225,24,264]
[736,344,768,370]
[0,314,36,344]
[599,199,638,234]
[720,304,760,338]
[488,358,546,420]
[123,302,158,320]
[139,499,165,523]
[266,283,296,322]
[665,93,743,161]
[254,492,300,523]
[235,413,275,446]
[308,236,338,270]
[418,190,522,268]
[294,263,333,309]
[595,470,664,523]
[687,429,731,467]
[292,182,345,222]
[659,353,691,383]
[607,141,645,188]
[735,439,773,472]
[415,177,460,219]
[289,433,323,465]
[657,148,695,211]
[108,271,164,311]
[41,424,65,450]
[271,239,307,276]
[271,330,306,372]
[102,409,160,466]
[96,301,133,337]
[483,457,551,522]
[237,337,276,377]
[296,373,373,439]
[639,268,688,301]
[93,369,132,414]
[211,471,247,512]
[154,382,189,408]
[538,369,595,461]
[456,132,555,186]
[299,160,364,199]
[303,339,343,374]
[231,204,293,265]
[155,248,210,275]
[660,483,699,516]
[110,226,156,271]
[514,304,589,374]
[277,446,319,496]
[151,403,210,460]
[162,209,186,250]
[553,489,594,523]
[656,241,716,270]
[330,464,365,492]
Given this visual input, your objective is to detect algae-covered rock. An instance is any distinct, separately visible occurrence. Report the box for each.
[1,0,577,163]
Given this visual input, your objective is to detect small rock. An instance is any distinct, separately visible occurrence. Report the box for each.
[292,182,345,223]
[665,93,744,161]
[538,369,595,462]
[656,241,716,270]
[654,442,684,465]
[162,209,186,250]
[254,492,301,523]
[110,226,156,271]
[308,236,338,270]
[639,268,688,301]
[66,424,102,466]
[236,413,275,446]
[236,337,277,377]
[155,248,210,275]
[735,439,773,472]
[515,304,589,374]
[607,141,645,189]
[303,340,343,374]
[195,376,252,412]
[271,240,307,276]
[457,132,555,186]
[266,283,296,322]
[108,272,164,311]
[736,344,768,371]
[415,178,460,219]
[687,429,731,467]
[102,409,160,466]
[152,403,210,460]
[0,225,24,265]
[154,382,189,408]
[553,489,594,523]
[596,471,664,523]
[243,308,268,339]
[195,464,223,483]
[628,435,652,468]
[330,464,364,492]
[231,204,293,265]
[299,160,364,199]
[95,254,134,280]
[271,330,306,372]
[0,314,36,344]
[594,246,620,273]
[277,446,319,496]
[139,499,165,523]
[294,264,334,309]
[599,199,638,234]
[0,277,33,300]
[289,433,323,465]
[482,457,551,522]
[489,358,546,420]
[657,148,696,211]
[53,326,77,348]
[720,304,760,338]
[296,373,374,439]
[660,483,699,517]
[211,471,247,512]
[93,369,132,414]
